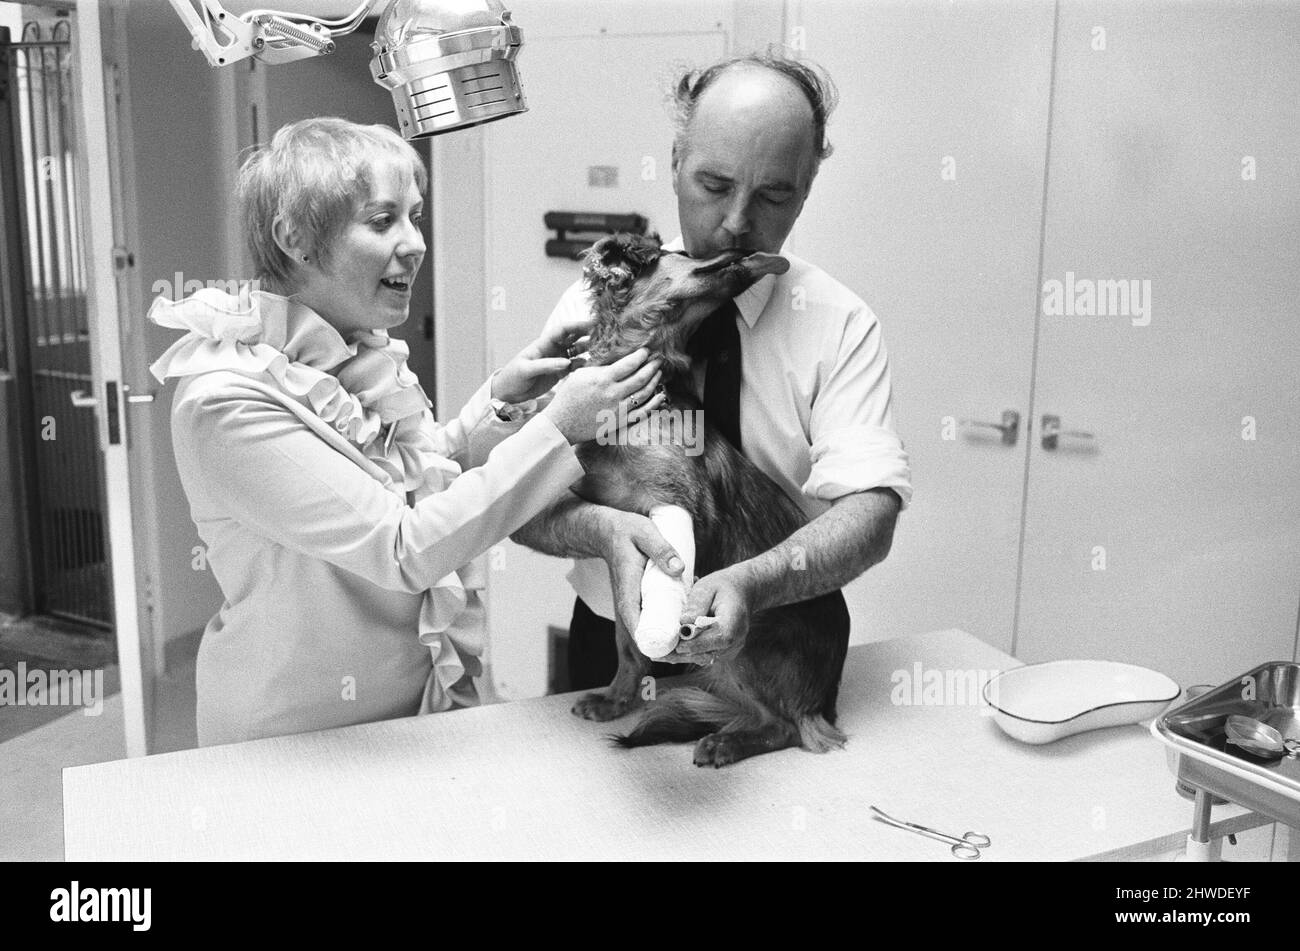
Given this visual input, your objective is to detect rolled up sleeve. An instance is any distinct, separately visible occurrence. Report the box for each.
[803,305,913,509]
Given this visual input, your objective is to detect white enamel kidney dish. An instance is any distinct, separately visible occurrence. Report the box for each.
[982,660,1180,744]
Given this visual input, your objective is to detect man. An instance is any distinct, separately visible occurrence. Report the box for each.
[514,52,912,687]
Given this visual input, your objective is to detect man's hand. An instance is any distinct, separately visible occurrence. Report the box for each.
[601,509,685,634]
[663,566,753,666]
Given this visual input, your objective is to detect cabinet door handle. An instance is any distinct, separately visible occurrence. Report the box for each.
[70,389,99,408]
[1041,414,1095,451]
[959,409,1019,446]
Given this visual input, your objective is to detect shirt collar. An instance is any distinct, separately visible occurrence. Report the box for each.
[663,236,777,329]
[146,286,362,372]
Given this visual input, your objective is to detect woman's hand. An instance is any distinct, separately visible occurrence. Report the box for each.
[492,313,594,405]
[542,348,665,445]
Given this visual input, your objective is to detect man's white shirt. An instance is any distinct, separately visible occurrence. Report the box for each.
[550,238,913,619]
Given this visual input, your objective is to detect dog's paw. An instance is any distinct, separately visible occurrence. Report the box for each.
[571,691,633,722]
[693,731,743,768]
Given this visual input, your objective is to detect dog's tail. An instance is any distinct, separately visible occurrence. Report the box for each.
[611,687,849,753]
[609,687,736,748]
[797,713,847,753]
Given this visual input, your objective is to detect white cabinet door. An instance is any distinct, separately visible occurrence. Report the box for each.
[790,0,1057,652]
[1016,2,1300,685]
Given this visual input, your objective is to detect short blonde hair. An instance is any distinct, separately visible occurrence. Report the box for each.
[238,117,427,284]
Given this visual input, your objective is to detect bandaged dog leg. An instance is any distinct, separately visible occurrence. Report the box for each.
[634,504,696,659]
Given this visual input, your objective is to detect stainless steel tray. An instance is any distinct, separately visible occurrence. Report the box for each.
[1151,661,1300,828]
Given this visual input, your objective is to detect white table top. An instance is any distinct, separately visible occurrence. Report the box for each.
[63,629,1257,860]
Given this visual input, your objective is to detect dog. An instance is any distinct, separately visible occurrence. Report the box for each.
[568,233,851,767]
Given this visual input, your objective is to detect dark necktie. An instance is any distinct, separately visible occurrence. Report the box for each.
[686,299,743,453]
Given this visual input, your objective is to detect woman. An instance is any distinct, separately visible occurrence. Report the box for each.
[148,117,662,746]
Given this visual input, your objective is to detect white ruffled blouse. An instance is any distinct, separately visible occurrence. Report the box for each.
[149,288,583,746]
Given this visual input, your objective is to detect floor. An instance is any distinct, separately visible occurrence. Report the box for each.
[0,624,518,861]
[0,615,119,743]
[0,621,200,861]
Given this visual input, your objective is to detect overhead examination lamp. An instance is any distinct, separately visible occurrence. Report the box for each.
[166,0,528,138]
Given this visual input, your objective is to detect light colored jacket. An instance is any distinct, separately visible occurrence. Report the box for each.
[153,290,583,745]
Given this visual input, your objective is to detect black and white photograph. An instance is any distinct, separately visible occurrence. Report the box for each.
[0,0,1297,892]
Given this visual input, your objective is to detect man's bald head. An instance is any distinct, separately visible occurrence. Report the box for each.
[668,54,838,258]
[672,54,837,168]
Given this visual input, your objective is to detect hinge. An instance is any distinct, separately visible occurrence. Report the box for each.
[142,570,157,616]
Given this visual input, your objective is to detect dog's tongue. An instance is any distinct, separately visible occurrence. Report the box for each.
[740,251,791,278]
[692,249,790,279]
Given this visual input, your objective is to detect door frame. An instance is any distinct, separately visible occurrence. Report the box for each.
[16,0,153,756]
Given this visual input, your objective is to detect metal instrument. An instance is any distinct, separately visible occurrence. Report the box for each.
[869,805,991,860]
[1225,715,1300,761]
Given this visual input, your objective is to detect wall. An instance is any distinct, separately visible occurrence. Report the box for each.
[474,0,1300,694]
[792,0,1299,682]
[115,0,233,649]
[108,2,1299,693]
[473,0,756,699]
[109,0,798,684]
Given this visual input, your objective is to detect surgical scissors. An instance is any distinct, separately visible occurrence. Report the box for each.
[869,805,991,860]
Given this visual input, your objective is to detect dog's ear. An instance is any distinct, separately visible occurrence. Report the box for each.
[581,233,663,298]
[621,232,663,272]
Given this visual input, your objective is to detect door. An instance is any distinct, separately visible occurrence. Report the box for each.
[0,18,32,617]
[789,0,1057,652]
[1016,1,1300,686]
[0,19,112,628]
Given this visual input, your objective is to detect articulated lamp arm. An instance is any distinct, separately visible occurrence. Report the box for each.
[165,0,373,67]
[166,0,528,139]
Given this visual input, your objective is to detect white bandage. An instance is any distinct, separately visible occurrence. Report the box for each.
[633,504,695,659]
